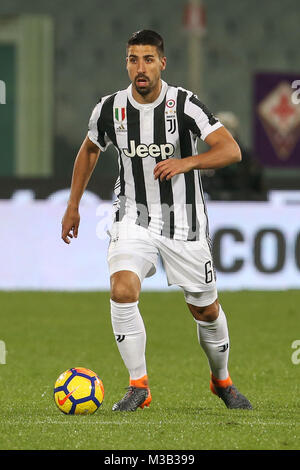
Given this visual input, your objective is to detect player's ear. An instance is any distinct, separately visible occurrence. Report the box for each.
[160,56,167,71]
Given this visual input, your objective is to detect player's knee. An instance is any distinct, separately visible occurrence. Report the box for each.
[110,271,140,303]
[187,299,219,322]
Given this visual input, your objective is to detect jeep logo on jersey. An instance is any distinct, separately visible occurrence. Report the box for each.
[123,140,175,159]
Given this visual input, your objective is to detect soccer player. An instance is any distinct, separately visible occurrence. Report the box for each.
[61,30,252,411]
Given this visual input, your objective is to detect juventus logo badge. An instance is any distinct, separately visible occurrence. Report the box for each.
[116,335,125,343]
[166,116,176,134]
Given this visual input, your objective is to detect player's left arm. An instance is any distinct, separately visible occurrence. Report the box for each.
[154,127,241,181]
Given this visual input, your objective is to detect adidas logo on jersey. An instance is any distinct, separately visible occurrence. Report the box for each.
[123,140,175,159]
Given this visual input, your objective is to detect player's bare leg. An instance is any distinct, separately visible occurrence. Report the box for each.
[110,270,151,411]
[187,299,252,409]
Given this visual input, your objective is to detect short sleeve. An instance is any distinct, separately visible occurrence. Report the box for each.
[87,98,112,151]
[185,93,223,141]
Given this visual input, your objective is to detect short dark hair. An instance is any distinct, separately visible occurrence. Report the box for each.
[127,30,164,57]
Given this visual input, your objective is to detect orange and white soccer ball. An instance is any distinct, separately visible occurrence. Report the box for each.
[53,367,104,415]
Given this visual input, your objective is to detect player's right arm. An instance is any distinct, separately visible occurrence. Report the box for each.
[61,136,100,244]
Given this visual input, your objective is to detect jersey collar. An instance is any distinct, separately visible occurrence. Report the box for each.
[127,80,168,110]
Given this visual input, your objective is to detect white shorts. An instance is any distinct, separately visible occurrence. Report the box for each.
[107,221,217,306]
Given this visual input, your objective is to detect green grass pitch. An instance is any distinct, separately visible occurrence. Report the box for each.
[0,290,299,450]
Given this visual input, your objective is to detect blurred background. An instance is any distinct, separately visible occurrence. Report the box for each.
[0,0,300,291]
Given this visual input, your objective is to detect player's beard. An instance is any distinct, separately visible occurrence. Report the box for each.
[133,74,160,97]
[133,78,152,96]
[135,85,151,96]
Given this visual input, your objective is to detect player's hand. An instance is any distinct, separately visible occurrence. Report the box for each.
[153,157,194,181]
[61,205,80,244]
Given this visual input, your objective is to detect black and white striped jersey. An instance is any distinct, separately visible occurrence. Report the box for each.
[88,80,222,241]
